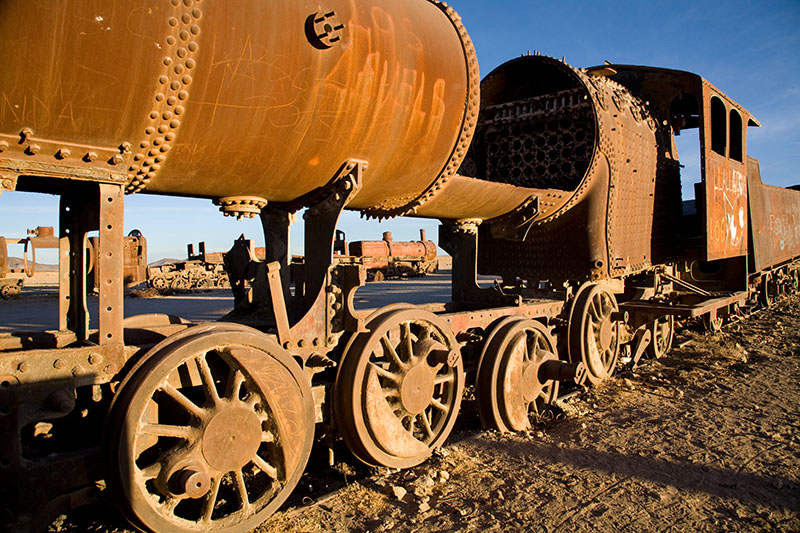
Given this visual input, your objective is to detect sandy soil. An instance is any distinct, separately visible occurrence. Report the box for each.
[47,292,800,532]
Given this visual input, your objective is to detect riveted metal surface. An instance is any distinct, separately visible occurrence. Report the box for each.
[470,56,662,283]
[594,65,759,263]
[747,158,800,273]
[0,0,478,219]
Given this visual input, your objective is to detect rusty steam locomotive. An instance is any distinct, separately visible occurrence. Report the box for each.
[0,1,798,531]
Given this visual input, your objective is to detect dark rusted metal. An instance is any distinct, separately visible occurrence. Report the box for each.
[462,55,677,284]
[747,158,800,273]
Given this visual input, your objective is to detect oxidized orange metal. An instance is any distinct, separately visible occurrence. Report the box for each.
[701,86,753,261]
[0,0,479,218]
[466,56,666,283]
[747,158,800,272]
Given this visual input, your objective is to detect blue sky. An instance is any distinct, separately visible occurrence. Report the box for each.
[2,0,798,260]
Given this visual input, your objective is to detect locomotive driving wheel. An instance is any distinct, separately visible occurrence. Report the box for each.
[335,308,464,469]
[150,276,168,291]
[568,284,620,385]
[646,315,674,359]
[759,273,775,307]
[171,277,191,291]
[476,317,560,432]
[106,326,314,533]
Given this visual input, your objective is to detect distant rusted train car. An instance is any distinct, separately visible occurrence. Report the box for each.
[334,229,438,280]
[0,1,798,532]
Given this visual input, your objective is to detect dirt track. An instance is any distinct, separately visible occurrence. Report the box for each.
[52,293,800,532]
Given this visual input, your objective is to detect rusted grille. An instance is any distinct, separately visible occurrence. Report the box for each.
[481,89,594,191]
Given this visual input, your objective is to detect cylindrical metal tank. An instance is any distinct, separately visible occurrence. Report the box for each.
[0,0,479,218]
[349,230,437,261]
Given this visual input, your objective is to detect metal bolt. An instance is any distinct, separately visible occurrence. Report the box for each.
[25,144,41,155]
[16,362,27,373]
[84,152,98,162]
[20,127,33,140]
[88,354,101,365]
[55,148,71,160]
[53,359,65,369]
[110,154,124,165]
[298,339,306,348]
[0,141,8,152]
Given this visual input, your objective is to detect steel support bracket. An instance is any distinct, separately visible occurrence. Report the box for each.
[439,219,522,308]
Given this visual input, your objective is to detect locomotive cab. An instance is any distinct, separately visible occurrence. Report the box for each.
[592,65,760,261]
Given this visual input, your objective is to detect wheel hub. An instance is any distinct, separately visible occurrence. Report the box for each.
[521,362,544,403]
[202,405,262,472]
[400,364,435,415]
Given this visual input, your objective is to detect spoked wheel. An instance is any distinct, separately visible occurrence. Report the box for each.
[335,308,464,469]
[646,315,674,359]
[171,277,191,291]
[195,277,213,289]
[216,274,230,288]
[568,284,620,385]
[476,317,560,432]
[1,283,21,299]
[150,276,168,291]
[759,273,775,307]
[106,325,314,532]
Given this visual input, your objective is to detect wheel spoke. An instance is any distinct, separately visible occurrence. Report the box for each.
[406,414,416,436]
[141,423,195,440]
[253,453,279,479]
[140,462,162,480]
[430,398,449,413]
[380,335,406,369]
[401,322,414,361]
[202,476,221,523]
[234,469,250,509]
[369,362,401,383]
[195,355,221,406]
[434,373,455,386]
[420,412,434,440]
[160,383,205,419]
[162,496,180,514]
[226,369,246,401]
[383,388,401,401]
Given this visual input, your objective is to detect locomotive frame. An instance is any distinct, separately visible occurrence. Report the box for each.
[1,2,799,532]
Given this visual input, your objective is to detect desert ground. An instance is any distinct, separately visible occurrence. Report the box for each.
[2,268,797,532]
